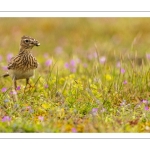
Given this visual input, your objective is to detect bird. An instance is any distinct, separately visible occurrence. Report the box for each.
[3,35,40,90]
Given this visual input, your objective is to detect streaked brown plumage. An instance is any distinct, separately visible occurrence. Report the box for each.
[3,35,40,90]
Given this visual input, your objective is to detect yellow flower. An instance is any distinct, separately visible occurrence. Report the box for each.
[59,77,65,84]
[90,84,97,90]
[105,74,112,81]
[42,103,50,109]
[69,74,75,79]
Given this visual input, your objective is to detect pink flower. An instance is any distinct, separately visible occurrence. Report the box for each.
[70,60,76,67]
[2,116,11,122]
[123,80,127,84]
[92,108,98,115]
[145,106,149,111]
[99,56,106,64]
[120,68,125,74]
[7,53,13,62]
[116,62,121,68]
[45,59,52,67]
[142,100,148,104]
[65,62,69,68]
[26,106,31,110]
[64,59,78,73]
[72,128,77,133]
[38,116,44,121]
[44,84,49,88]
[1,87,7,92]
[10,90,17,95]
[16,86,21,91]
[120,100,126,106]
[146,54,150,60]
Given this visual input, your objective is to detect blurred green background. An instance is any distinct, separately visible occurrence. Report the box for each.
[0,18,150,79]
[0,18,150,56]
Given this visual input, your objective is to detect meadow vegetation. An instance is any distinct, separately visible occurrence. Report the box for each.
[0,18,150,132]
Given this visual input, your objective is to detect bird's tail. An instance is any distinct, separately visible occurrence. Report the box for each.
[2,73,9,78]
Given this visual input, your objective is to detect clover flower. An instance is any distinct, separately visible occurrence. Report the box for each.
[2,116,11,122]
[45,59,53,67]
[7,53,13,61]
[92,108,98,115]
[65,59,78,73]
[120,68,125,74]
[1,87,7,93]
[99,56,106,64]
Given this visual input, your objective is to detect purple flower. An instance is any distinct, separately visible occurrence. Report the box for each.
[70,60,76,67]
[99,56,106,64]
[145,106,149,111]
[7,53,13,62]
[123,80,127,84]
[64,59,78,73]
[142,100,148,104]
[1,87,7,93]
[45,59,52,67]
[72,128,77,133]
[38,116,44,121]
[16,86,21,91]
[65,62,70,68]
[120,68,125,74]
[2,116,11,122]
[92,108,98,115]
[146,54,150,60]
[10,90,17,95]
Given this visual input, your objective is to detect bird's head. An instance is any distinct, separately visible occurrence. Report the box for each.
[20,35,40,49]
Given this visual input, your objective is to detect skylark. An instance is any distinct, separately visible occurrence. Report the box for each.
[3,35,40,90]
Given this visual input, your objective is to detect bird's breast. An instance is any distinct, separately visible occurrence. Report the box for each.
[9,69,35,80]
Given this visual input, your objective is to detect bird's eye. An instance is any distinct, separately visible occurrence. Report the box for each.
[25,39,29,43]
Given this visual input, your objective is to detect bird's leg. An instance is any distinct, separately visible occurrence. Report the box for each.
[26,78,29,86]
[24,78,30,92]
[13,78,17,90]
[26,78,32,88]
[12,78,18,101]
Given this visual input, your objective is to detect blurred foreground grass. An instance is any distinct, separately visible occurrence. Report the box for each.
[0,18,150,132]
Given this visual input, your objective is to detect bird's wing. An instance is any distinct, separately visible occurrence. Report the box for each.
[7,56,17,70]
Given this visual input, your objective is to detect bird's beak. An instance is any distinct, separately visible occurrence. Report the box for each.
[36,43,40,46]
[33,40,40,46]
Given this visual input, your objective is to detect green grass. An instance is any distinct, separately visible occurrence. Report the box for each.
[1,18,150,132]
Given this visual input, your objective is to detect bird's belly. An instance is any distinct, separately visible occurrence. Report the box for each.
[9,69,34,80]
